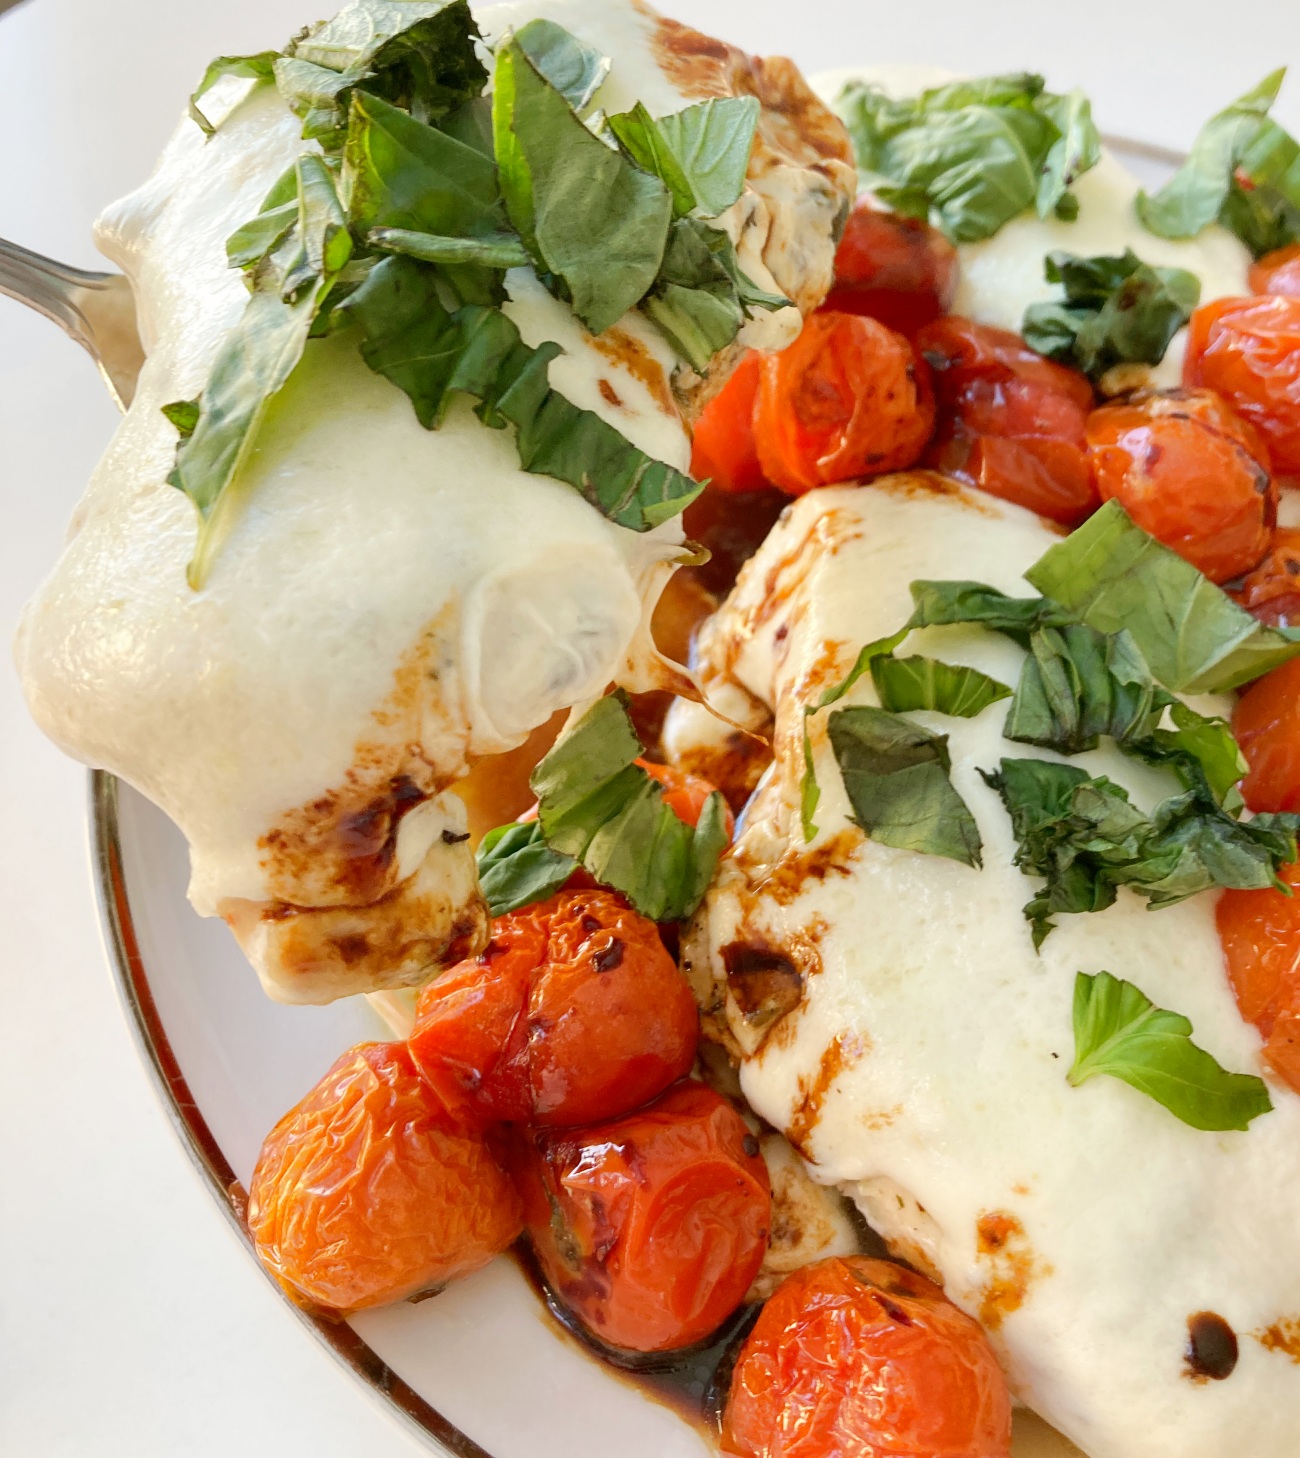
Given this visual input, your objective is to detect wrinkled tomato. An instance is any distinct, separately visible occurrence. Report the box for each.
[721,1256,1013,1458]
[822,200,958,334]
[754,311,935,494]
[916,316,1098,526]
[1217,862,1300,1094]
[247,1042,521,1315]
[1250,243,1300,298]
[1086,388,1275,582]
[1232,528,1300,625]
[408,888,699,1129]
[1233,657,1300,813]
[691,351,769,494]
[1185,295,1300,475]
[512,1081,771,1352]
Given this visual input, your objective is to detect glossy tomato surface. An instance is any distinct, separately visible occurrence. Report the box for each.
[247,1042,522,1315]
[1217,862,1300,1093]
[409,888,698,1129]
[1185,295,1300,474]
[822,200,958,334]
[513,1081,771,1352]
[640,759,736,837]
[1234,657,1300,814]
[1086,388,1275,582]
[691,351,769,494]
[1232,527,1300,625]
[1250,243,1300,298]
[722,1257,1012,1458]
[754,312,934,494]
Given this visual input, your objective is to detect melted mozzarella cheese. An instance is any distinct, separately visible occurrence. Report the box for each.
[676,482,1300,1458]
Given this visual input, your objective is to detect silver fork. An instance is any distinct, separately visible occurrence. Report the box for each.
[0,236,144,410]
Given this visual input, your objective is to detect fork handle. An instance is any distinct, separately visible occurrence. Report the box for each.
[0,235,116,351]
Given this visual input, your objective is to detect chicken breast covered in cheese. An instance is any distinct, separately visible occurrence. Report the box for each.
[668,480,1300,1458]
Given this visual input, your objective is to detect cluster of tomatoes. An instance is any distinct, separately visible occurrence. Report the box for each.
[247,758,1013,1456]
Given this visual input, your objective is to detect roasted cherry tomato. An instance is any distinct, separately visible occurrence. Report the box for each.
[691,351,769,494]
[1085,388,1275,582]
[1232,528,1300,626]
[754,311,935,494]
[1233,657,1300,813]
[916,316,1098,526]
[721,1256,1013,1458]
[1217,861,1300,1094]
[639,759,736,837]
[247,1042,522,1315]
[1185,295,1300,475]
[512,1081,771,1352]
[822,200,958,334]
[1250,243,1300,298]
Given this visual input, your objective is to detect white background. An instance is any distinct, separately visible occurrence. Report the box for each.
[2,0,1299,1453]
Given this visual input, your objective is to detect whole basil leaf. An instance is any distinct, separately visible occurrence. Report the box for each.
[512,16,610,115]
[189,52,279,136]
[871,654,1011,717]
[1137,69,1300,257]
[1025,501,1300,693]
[1069,970,1273,1132]
[828,705,983,867]
[476,820,577,916]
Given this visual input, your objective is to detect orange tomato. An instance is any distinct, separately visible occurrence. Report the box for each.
[1250,243,1300,298]
[916,316,1098,526]
[691,351,769,495]
[1233,657,1300,813]
[754,311,935,494]
[822,200,958,334]
[1185,295,1300,475]
[639,759,736,837]
[512,1081,771,1352]
[1217,862,1300,1093]
[721,1257,1013,1458]
[1085,388,1275,583]
[408,888,699,1129]
[247,1042,522,1315]
[1232,527,1300,626]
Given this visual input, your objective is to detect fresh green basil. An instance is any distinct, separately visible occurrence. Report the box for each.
[368,227,530,267]
[1069,971,1273,1132]
[1137,70,1300,257]
[828,706,983,867]
[608,103,698,217]
[836,72,1101,243]
[609,96,761,218]
[1128,700,1247,813]
[871,655,1011,717]
[528,691,729,921]
[1025,501,1300,693]
[476,820,578,917]
[226,165,300,271]
[189,52,279,136]
[907,580,1071,644]
[1022,249,1200,380]
[512,16,609,115]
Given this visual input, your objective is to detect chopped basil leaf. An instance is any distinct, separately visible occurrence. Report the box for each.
[800,724,822,845]
[907,580,1071,645]
[1025,501,1300,693]
[226,165,299,271]
[1137,70,1300,257]
[528,691,729,921]
[273,58,359,146]
[1069,971,1273,1132]
[609,96,761,218]
[189,52,279,136]
[836,72,1101,243]
[160,399,200,439]
[871,654,1011,717]
[493,29,673,334]
[828,706,983,867]
[512,16,610,115]
[1022,249,1200,380]
[608,102,698,216]
[476,820,577,916]
[368,227,530,267]
[1128,700,1247,813]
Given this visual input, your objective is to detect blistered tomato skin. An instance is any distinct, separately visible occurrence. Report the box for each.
[754,312,935,494]
[247,1042,522,1315]
[1185,295,1300,475]
[1217,862,1300,1093]
[1233,657,1300,814]
[513,1081,771,1353]
[408,888,699,1129]
[1250,243,1300,298]
[1086,388,1275,583]
[822,201,958,335]
[1232,528,1300,626]
[691,351,769,495]
[721,1257,1013,1458]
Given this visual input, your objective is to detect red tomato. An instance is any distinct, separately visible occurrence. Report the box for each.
[639,758,736,837]
[1232,527,1300,625]
[691,351,769,494]
[1184,295,1300,475]
[408,888,698,1129]
[822,200,958,334]
[1233,657,1300,813]
[1217,862,1300,1094]
[247,1042,522,1315]
[1250,243,1300,298]
[512,1081,771,1352]
[1085,388,1275,583]
[916,316,1098,526]
[722,1256,1012,1458]
[754,311,935,494]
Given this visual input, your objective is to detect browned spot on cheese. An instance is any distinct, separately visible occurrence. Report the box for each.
[597,378,623,408]
[786,1031,867,1157]
[675,731,773,817]
[1185,1312,1239,1383]
[860,1105,902,1132]
[589,326,677,416]
[742,829,861,907]
[976,1211,1047,1331]
[1256,1318,1300,1363]
[722,941,803,1032]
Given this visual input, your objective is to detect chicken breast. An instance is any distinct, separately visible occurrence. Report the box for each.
[15,0,853,1004]
[669,480,1300,1458]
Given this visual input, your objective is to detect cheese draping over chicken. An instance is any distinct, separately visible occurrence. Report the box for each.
[15,0,853,1004]
[666,480,1300,1458]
